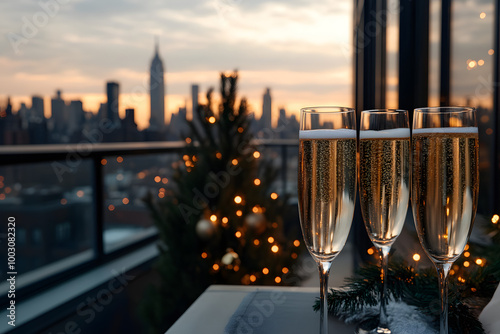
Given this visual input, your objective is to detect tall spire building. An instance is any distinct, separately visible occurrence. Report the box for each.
[150,37,165,130]
[261,88,272,129]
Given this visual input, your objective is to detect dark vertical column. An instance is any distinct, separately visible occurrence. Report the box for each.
[399,0,429,120]
[93,156,105,260]
[353,0,387,265]
[493,0,500,212]
[440,0,451,106]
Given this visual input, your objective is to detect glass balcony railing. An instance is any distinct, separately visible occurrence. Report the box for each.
[0,140,298,302]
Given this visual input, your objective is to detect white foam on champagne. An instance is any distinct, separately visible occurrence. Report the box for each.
[413,127,478,135]
[360,128,410,139]
[299,129,356,139]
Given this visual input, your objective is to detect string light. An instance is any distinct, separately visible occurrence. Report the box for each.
[213,264,220,271]
[162,178,168,184]
[201,252,208,259]
[492,214,499,224]
[478,59,485,66]
[464,261,470,267]
[271,245,279,253]
[210,214,217,222]
[489,49,495,55]
[216,152,222,159]
[271,222,278,228]
[101,159,107,165]
[122,198,129,205]
[234,196,242,204]
[253,239,260,246]
[367,248,375,255]
[293,240,300,247]
[282,267,289,274]
[270,193,278,200]
[238,127,244,133]
[222,217,229,225]
[236,210,243,217]
[480,12,486,19]
[60,198,67,205]
[137,171,146,179]
[232,159,238,166]
[465,244,470,250]
[268,237,274,243]
[208,116,216,124]
[291,253,298,259]
[413,253,421,262]
[250,275,257,282]
[254,179,261,186]
[235,231,242,238]
[476,259,483,266]
[464,251,470,257]
[108,204,115,211]
[253,151,261,159]
[262,268,269,275]
[275,277,281,283]
[154,176,161,183]
[116,156,123,163]
[186,137,192,144]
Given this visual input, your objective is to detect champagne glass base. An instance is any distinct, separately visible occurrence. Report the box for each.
[355,316,391,334]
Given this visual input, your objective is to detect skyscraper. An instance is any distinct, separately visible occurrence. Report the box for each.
[106,81,120,127]
[150,38,165,130]
[51,90,66,135]
[191,84,199,119]
[261,88,272,129]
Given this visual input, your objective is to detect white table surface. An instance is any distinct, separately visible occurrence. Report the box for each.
[166,285,357,334]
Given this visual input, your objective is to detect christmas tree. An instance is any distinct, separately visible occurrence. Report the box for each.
[141,71,302,332]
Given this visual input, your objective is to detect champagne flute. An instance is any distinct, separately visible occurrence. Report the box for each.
[298,106,357,334]
[412,107,479,334]
[358,109,410,334]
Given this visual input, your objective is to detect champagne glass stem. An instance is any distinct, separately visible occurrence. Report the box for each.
[318,261,332,334]
[436,262,451,334]
[378,246,391,329]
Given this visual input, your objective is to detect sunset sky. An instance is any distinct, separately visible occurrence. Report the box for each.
[1,0,495,130]
[1,0,353,129]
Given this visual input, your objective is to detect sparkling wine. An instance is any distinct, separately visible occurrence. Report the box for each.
[359,129,410,247]
[298,129,357,262]
[412,127,479,263]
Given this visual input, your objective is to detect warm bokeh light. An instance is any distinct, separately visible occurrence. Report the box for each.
[222,217,229,225]
[464,261,470,267]
[76,190,84,197]
[253,151,261,159]
[464,251,470,257]
[236,210,243,217]
[465,244,470,250]
[262,268,269,275]
[254,178,261,186]
[60,198,67,205]
[235,231,242,238]
[282,267,289,274]
[270,192,278,200]
[476,259,483,265]
[253,239,260,246]
[293,240,300,247]
[492,214,499,224]
[234,196,242,204]
[216,152,222,159]
[208,116,216,124]
[250,275,257,282]
[154,176,161,183]
[367,248,374,255]
[0,194,5,200]
[101,158,107,165]
[480,12,486,19]
[122,197,129,205]
[478,59,485,66]
[108,204,115,211]
[201,252,208,259]
[137,171,146,179]
[238,127,244,133]
[162,177,168,184]
[4,187,11,194]
[210,214,217,222]
[268,237,274,243]
[272,222,278,228]
[116,156,123,163]
[291,253,298,259]
[275,277,281,283]
[413,253,421,262]
[185,137,192,144]
[489,49,495,55]
[212,264,220,271]
[232,159,238,166]
[271,245,279,253]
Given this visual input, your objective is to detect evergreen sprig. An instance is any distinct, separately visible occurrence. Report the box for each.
[313,255,497,333]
